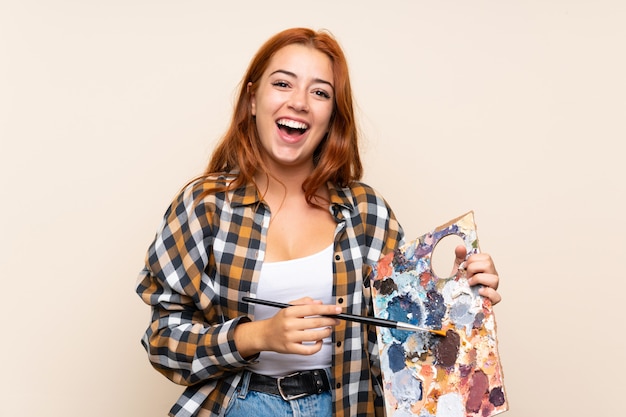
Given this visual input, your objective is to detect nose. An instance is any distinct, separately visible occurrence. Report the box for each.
[288,88,309,112]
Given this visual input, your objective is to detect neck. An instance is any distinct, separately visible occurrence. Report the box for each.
[255,158,314,194]
[254,171,305,202]
[254,160,328,209]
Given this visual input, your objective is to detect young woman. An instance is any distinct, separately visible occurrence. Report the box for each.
[136,28,501,417]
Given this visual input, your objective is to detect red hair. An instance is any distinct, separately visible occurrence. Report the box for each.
[204,27,362,205]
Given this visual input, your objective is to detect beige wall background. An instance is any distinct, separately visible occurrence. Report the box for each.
[2,1,624,416]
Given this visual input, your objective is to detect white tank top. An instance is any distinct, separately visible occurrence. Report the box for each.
[249,244,334,377]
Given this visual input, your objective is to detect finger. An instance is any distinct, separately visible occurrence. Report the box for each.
[268,320,332,347]
[288,339,325,355]
[289,297,321,306]
[283,327,334,355]
[300,315,341,330]
[468,272,499,291]
[295,326,335,343]
[284,303,342,319]
[477,286,502,305]
[465,254,498,276]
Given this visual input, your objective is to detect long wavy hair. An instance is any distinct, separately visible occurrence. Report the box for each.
[204,27,363,205]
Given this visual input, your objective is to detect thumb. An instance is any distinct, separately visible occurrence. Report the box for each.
[454,244,468,269]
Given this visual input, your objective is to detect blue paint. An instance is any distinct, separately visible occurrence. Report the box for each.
[387,295,422,342]
[424,290,446,327]
[449,298,470,319]
[390,368,423,404]
[395,272,419,290]
[388,295,422,324]
[449,293,476,331]
[388,342,406,372]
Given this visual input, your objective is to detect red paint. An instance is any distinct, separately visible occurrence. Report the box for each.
[466,370,489,413]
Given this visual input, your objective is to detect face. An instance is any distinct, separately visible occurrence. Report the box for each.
[250,43,335,173]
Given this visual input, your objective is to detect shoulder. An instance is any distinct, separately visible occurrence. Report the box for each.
[163,173,238,220]
[335,181,405,255]
[330,181,397,222]
[343,181,393,209]
[184,173,236,196]
[172,173,237,205]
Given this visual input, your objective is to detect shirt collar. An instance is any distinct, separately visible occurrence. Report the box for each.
[327,182,352,209]
[328,182,355,219]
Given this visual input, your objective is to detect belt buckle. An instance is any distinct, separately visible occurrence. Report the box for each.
[277,372,308,401]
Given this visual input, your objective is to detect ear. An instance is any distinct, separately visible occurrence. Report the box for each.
[247,82,256,116]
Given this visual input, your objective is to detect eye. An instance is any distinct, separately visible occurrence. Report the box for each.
[272,81,290,88]
[313,89,332,99]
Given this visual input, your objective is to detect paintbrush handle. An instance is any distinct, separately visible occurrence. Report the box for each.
[241,296,401,330]
[335,311,399,329]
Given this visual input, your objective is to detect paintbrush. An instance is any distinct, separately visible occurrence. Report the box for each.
[242,296,447,336]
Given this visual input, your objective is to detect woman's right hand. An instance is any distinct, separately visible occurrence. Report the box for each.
[234,297,341,358]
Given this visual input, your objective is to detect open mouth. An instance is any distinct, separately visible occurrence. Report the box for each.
[277,118,309,137]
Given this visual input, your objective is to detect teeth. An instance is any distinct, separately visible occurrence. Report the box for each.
[277,119,308,130]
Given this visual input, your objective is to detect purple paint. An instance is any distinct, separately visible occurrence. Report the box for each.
[489,386,506,407]
[459,364,473,379]
[393,249,412,268]
[473,311,485,329]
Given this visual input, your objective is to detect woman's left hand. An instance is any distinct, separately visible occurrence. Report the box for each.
[454,245,502,305]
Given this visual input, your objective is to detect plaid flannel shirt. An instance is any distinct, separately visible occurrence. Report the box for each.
[136,173,404,417]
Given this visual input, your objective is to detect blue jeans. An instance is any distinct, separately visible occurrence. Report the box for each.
[224,371,332,417]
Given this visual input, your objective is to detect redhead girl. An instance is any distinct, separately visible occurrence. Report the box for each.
[136,28,501,417]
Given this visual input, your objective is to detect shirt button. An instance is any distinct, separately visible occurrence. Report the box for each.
[336,341,342,347]
[334,254,341,261]
[337,297,344,304]
[336,383,341,389]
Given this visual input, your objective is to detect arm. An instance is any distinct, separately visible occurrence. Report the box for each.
[136,182,252,386]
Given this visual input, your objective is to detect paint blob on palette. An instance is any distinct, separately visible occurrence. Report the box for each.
[371,211,507,417]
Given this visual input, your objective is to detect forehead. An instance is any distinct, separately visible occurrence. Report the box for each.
[264,44,333,81]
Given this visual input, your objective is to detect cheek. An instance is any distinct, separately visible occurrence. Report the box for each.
[252,90,282,117]
[315,102,334,128]
[323,109,334,133]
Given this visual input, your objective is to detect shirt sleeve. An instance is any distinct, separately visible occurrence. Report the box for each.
[135,182,252,386]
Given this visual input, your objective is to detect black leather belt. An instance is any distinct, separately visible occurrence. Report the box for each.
[248,369,331,401]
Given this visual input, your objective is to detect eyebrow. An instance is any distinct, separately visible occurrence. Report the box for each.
[270,69,335,91]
